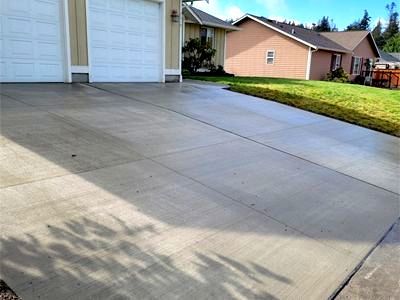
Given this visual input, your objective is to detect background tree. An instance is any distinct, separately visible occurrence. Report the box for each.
[314,16,332,32]
[346,10,371,31]
[383,2,399,42]
[372,19,385,48]
[383,33,400,52]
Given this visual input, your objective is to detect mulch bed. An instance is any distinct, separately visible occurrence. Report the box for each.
[0,280,21,300]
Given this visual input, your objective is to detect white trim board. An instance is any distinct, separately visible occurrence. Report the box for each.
[71,66,89,73]
[165,69,181,75]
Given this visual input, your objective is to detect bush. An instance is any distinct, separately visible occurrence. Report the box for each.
[325,67,350,83]
[182,38,216,73]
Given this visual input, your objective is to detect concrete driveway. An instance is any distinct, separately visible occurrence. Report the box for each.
[0,82,399,299]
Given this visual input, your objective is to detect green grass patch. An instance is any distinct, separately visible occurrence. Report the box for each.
[188,76,400,136]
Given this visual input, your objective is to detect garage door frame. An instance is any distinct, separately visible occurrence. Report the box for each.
[0,0,72,83]
[85,0,166,83]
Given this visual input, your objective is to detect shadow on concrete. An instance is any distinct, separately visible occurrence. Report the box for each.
[0,216,288,299]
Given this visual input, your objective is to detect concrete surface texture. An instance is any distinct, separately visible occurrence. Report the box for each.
[337,220,400,299]
[0,82,399,299]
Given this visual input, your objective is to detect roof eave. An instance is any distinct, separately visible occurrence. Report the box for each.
[183,3,203,25]
[202,21,240,31]
[233,14,318,49]
[317,47,351,54]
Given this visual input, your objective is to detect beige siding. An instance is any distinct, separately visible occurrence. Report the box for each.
[184,23,226,67]
[185,23,200,40]
[226,19,309,79]
[214,28,225,67]
[165,0,181,70]
[68,0,88,66]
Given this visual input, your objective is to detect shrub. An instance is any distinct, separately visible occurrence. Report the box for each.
[325,67,350,83]
[182,38,216,73]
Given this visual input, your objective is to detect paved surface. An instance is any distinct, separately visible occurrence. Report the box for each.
[0,82,399,299]
[337,220,400,299]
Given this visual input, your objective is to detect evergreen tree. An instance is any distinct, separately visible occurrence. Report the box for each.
[372,20,385,48]
[360,10,371,30]
[383,2,399,41]
[346,10,371,31]
[314,16,332,32]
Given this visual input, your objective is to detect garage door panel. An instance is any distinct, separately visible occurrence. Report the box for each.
[127,1,144,16]
[6,17,33,37]
[36,21,60,39]
[90,0,108,9]
[0,0,64,82]
[91,29,108,45]
[110,30,125,45]
[1,0,32,17]
[109,13,126,30]
[35,0,59,19]
[89,10,108,29]
[89,0,162,82]
[37,41,62,60]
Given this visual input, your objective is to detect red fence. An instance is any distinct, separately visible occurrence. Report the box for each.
[364,69,400,89]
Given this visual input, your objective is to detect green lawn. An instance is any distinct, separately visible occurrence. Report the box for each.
[188,76,400,137]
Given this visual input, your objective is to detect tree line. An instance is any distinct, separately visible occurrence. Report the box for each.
[284,2,400,52]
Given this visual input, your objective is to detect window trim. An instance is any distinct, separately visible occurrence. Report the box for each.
[352,56,362,75]
[332,54,342,71]
[266,50,275,65]
[200,27,215,47]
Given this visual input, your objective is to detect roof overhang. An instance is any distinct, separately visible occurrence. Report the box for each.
[233,14,352,53]
[233,14,317,49]
[183,3,239,31]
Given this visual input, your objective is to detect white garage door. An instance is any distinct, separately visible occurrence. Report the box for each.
[88,0,162,82]
[0,0,65,82]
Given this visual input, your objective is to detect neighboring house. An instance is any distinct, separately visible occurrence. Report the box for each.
[183,5,239,68]
[376,50,400,69]
[0,0,188,83]
[225,14,380,80]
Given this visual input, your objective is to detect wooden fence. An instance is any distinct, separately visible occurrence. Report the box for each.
[362,69,400,89]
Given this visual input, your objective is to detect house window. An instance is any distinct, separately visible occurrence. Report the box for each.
[352,57,362,75]
[200,27,214,46]
[266,50,275,64]
[331,54,342,71]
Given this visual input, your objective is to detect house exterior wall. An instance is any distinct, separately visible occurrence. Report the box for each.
[184,23,226,67]
[310,50,333,80]
[185,22,200,40]
[225,19,309,79]
[68,0,181,74]
[68,0,88,66]
[310,36,377,80]
[344,36,377,79]
[165,0,181,70]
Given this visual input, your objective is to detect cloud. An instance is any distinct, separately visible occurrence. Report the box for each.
[193,0,244,21]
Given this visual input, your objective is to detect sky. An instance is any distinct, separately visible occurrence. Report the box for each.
[192,0,392,30]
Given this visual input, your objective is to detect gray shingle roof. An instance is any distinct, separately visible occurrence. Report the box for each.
[235,15,351,53]
[378,50,400,63]
[183,5,239,31]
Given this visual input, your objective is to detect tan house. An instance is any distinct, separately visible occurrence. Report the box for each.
[183,4,238,68]
[1,0,186,83]
[225,14,380,80]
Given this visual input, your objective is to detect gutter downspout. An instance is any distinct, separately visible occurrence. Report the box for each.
[179,0,183,82]
[306,47,318,80]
